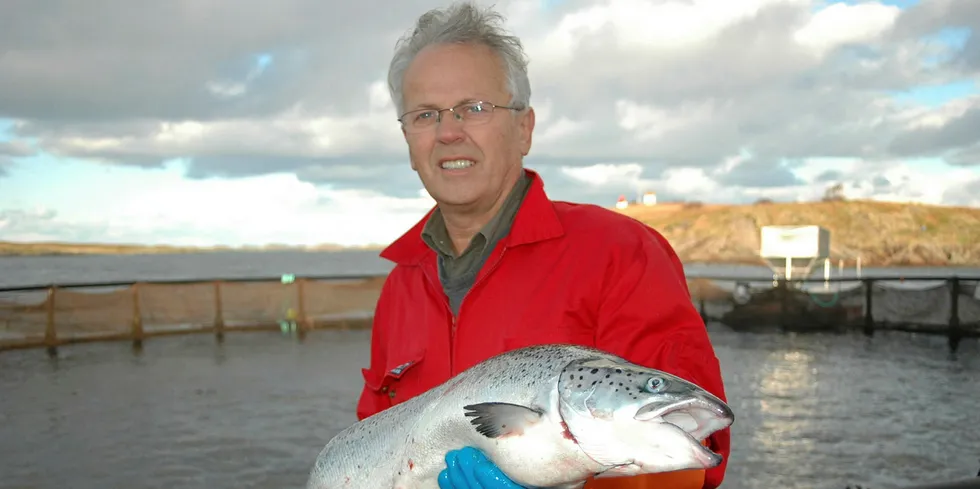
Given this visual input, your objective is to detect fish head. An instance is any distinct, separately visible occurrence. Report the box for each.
[556,356,734,475]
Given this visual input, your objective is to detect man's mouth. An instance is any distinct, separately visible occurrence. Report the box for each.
[441,159,475,170]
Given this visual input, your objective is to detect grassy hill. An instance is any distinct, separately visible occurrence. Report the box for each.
[4,199,978,267]
[616,199,980,267]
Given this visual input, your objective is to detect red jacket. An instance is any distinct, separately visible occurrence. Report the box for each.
[357,169,730,488]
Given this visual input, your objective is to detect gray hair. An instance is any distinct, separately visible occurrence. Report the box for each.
[387,2,532,117]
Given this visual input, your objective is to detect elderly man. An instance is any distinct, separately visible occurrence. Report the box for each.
[356,2,730,488]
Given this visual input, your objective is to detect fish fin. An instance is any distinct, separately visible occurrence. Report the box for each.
[463,402,544,438]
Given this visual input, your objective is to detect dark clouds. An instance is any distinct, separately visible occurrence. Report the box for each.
[0,141,34,177]
[888,100,980,160]
[890,0,980,39]
[889,0,980,75]
[0,139,35,156]
[0,0,978,198]
[713,157,806,188]
[0,0,452,121]
[816,170,844,183]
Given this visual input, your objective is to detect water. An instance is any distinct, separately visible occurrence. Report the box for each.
[1,252,980,488]
[1,325,978,489]
[0,250,395,289]
[2,250,978,289]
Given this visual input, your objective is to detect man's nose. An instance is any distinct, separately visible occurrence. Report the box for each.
[435,111,466,142]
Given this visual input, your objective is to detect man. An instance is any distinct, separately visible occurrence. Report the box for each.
[357,2,730,488]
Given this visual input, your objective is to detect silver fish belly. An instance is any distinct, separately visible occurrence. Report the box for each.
[305,344,734,489]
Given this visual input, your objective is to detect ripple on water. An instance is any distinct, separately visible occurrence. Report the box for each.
[1,327,979,489]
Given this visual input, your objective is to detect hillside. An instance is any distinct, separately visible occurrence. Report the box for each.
[3,200,978,266]
[616,199,980,267]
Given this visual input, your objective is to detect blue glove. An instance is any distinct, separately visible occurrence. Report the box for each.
[437,446,525,488]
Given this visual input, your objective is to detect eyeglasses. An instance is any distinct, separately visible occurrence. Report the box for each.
[398,101,523,134]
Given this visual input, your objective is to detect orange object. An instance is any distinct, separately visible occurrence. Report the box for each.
[584,439,710,489]
[584,470,705,489]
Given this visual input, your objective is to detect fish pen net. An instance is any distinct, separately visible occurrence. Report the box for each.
[687,277,980,336]
[0,276,386,350]
[2,275,978,351]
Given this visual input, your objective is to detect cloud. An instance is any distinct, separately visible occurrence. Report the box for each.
[0,0,470,120]
[942,174,980,206]
[0,168,436,246]
[0,141,31,178]
[0,0,978,246]
[0,140,36,157]
[6,2,972,165]
[887,97,980,161]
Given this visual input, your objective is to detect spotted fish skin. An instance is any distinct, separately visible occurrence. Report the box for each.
[305,344,734,489]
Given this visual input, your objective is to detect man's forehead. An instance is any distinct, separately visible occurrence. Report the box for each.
[401,43,508,109]
[402,75,506,110]
[409,98,484,110]
[402,78,507,109]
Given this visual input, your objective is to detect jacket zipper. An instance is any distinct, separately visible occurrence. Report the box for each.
[421,262,457,374]
[451,245,509,373]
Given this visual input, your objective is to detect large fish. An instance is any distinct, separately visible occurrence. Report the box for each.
[306,344,734,489]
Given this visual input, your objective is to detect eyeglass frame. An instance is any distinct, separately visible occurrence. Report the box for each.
[397,100,525,133]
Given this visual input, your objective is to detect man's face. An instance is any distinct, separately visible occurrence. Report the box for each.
[400,42,535,210]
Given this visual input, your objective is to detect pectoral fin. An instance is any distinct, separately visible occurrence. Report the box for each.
[463,402,544,438]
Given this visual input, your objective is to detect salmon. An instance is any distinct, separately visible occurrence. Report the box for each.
[305,344,734,489]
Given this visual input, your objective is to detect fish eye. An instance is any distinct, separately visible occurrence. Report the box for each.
[644,376,667,393]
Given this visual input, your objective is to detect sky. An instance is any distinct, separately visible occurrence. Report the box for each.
[0,0,979,247]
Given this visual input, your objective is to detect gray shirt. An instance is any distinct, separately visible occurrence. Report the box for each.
[420,170,531,316]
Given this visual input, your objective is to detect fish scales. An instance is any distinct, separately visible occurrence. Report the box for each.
[305,344,734,489]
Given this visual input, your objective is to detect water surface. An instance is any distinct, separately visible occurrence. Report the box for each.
[2,324,978,489]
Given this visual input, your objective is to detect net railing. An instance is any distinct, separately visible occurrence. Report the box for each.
[687,275,980,338]
[1,274,978,352]
[0,275,386,351]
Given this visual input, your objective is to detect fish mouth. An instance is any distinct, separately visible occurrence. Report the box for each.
[689,433,725,468]
[634,396,734,443]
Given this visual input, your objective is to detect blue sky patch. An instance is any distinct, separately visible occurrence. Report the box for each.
[0,119,14,143]
[890,80,978,107]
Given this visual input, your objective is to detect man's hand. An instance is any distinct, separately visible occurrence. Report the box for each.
[437,447,525,489]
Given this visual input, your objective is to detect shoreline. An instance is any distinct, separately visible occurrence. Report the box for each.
[2,241,979,268]
[5,199,979,266]
[0,241,385,257]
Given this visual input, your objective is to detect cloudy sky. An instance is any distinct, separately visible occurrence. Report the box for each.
[1,0,978,247]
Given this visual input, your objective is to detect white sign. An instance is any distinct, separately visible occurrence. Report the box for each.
[760,225,830,259]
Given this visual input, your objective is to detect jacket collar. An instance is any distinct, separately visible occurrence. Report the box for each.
[380,168,565,266]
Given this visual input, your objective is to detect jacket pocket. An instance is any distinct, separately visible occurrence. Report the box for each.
[362,347,427,406]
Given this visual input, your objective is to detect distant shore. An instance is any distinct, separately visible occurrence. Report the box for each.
[2,240,975,270]
[0,241,384,257]
[4,198,980,268]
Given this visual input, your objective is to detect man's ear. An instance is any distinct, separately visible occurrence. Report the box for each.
[518,107,535,156]
[402,126,419,172]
